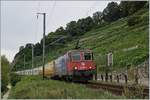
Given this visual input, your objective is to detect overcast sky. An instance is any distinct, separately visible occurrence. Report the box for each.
[1,1,119,62]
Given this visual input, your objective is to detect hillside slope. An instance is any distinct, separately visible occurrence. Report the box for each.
[13,8,149,72]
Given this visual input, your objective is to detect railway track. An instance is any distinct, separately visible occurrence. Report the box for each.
[86,82,149,98]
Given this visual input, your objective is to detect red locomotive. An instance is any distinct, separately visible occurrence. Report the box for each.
[54,49,97,81]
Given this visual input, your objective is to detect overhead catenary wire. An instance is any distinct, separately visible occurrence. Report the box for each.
[48,1,56,23]
[85,1,97,17]
[47,0,56,33]
[35,1,41,43]
[45,36,67,48]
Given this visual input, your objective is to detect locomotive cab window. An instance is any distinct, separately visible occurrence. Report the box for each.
[71,52,81,61]
[84,52,92,60]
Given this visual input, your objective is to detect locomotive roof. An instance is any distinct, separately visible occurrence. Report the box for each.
[67,49,92,53]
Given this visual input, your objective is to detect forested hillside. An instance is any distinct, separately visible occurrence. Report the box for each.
[12,1,149,72]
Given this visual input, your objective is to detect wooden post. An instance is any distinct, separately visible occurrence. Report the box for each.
[125,74,128,84]
[106,51,113,82]
[117,75,119,83]
[95,65,97,80]
[135,68,138,84]
[135,75,138,84]
[101,74,103,81]
[110,75,112,82]
[105,72,108,82]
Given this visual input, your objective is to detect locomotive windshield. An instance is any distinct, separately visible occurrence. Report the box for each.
[84,52,93,60]
[71,52,81,61]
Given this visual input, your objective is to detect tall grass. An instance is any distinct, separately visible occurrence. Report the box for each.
[9,76,125,99]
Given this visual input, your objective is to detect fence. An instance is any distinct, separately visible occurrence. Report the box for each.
[97,60,149,86]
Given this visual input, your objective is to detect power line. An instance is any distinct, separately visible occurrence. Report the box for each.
[85,1,97,17]
[47,1,56,32]
[49,1,56,20]
[35,1,41,43]
[45,36,67,48]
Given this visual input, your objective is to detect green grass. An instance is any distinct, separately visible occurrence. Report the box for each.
[8,76,125,99]
[17,8,149,73]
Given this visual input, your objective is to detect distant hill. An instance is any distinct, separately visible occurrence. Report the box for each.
[12,2,149,72]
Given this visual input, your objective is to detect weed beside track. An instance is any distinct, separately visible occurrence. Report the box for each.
[86,81,149,99]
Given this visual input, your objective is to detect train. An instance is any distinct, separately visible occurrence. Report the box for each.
[16,49,97,81]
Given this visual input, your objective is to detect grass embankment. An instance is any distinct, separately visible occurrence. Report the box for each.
[23,8,148,73]
[9,76,125,99]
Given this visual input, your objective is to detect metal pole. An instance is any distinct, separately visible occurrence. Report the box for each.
[105,54,108,82]
[37,12,46,80]
[24,54,25,75]
[32,44,34,75]
[42,13,46,80]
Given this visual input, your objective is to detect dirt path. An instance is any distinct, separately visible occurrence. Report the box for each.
[3,84,11,99]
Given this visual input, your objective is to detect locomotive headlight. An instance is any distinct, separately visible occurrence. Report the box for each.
[89,66,92,69]
[74,66,77,70]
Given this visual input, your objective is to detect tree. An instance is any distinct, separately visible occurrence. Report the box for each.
[103,2,121,22]
[34,42,42,56]
[119,1,148,17]
[93,11,103,25]
[55,26,66,35]
[128,1,147,15]
[119,1,129,17]
[1,55,10,93]
[84,16,94,31]
[76,16,94,35]
[19,46,24,51]
[66,21,78,36]
[25,43,32,49]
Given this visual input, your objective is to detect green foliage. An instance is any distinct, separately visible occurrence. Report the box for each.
[19,46,24,51]
[1,55,10,93]
[92,11,103,25]
[123,84,147,99]
[34,42,42,56]
[127,15,141,26]
[66,21,78,36]
[103,2,121,22]
[55,26,66,35]
[120,1,148,17]
[10,73,21,86]
[9,76,124,99]
[65,16,94,36]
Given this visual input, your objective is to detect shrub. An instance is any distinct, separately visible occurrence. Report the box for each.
[1,55,9,94]
[123,84,146,99]
[127,16,141,26]
[132,54,148,65]
[10,73,21,86]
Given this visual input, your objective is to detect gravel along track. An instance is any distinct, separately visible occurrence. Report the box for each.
[86,82,149,98]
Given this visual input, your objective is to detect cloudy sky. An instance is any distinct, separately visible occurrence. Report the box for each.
[1,1,119,62]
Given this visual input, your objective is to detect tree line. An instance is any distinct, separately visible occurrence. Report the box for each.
[12,1,148,71]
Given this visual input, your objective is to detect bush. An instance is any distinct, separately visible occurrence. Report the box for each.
[1,80,8,94]
[123,84,146,99]
[10,73,21,86]
[1,55,9,94]
[127,16,141,26]
[132,54,148,65]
